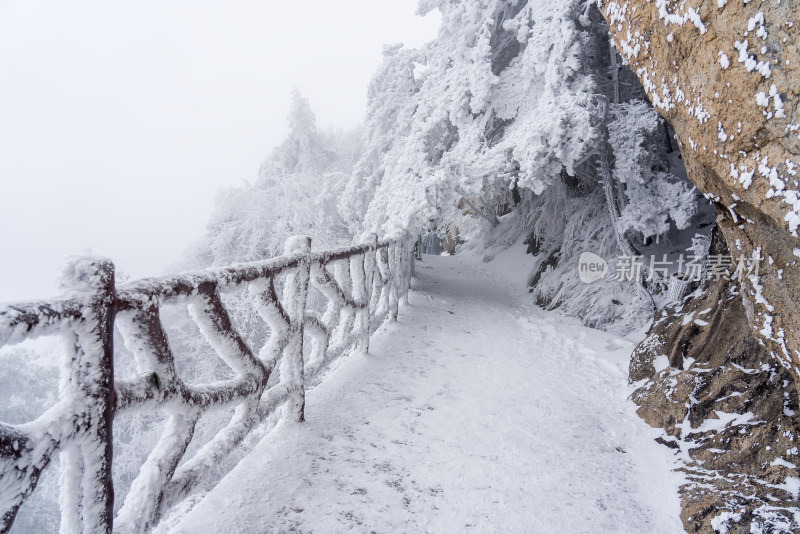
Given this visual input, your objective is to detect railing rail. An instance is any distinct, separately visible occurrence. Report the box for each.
[0,232,413,533]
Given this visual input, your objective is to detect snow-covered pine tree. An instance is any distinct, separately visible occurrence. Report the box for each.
[339,0,707,332]
[194,89,352,268]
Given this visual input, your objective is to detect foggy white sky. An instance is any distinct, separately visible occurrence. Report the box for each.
[0,0,439,301]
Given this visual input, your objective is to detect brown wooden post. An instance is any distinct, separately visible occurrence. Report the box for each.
[359,234,378,351]
[388,240,400,321]
[282,236,311,422]
[402,230,413,302]
[59,257,116,533]
[409,231,416,279]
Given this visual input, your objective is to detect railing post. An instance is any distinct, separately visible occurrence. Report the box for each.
[356,234,377,351]
[364,235,381,323]
[403,230,413,302]
[406,230,417,280]
[58,257,116,534]
[282,236,311,423]
[388,241,400,322]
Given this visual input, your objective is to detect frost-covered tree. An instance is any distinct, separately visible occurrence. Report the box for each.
[340,0,602,237]
[265,87,337,178]
[607,100,695,241]
[182,88,361,391]
[339,0,706,332]
[192,89,353,268]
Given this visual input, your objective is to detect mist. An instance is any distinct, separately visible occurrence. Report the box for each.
[0,0,439,301]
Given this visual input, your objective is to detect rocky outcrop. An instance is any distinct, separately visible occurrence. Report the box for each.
[631,230,800,533]
[598,0,800,387]
[598,2,800,527]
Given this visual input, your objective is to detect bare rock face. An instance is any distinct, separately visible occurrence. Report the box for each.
[631,231,800,533]
[598,0,800,386]
[596,2,800,529]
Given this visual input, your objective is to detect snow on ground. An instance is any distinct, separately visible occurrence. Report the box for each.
[168,253,685,534]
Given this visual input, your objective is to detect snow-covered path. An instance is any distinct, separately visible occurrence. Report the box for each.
[170,255,684,534]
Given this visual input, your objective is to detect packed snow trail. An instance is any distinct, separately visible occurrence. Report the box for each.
[169,254,684,533]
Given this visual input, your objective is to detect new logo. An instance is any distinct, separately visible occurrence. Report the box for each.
[578,252,608,284]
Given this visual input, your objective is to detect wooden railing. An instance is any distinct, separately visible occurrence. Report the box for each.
[0,233,413,533]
